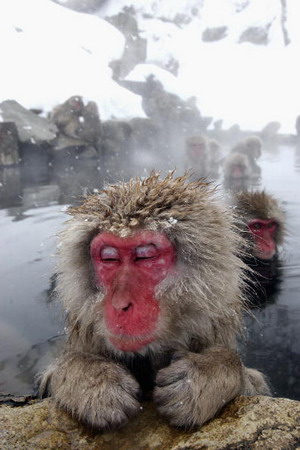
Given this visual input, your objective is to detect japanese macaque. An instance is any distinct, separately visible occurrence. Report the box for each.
[234,190,284,263]
[51,95,102,144]
[185,135,209,179]
[223,152,252,182]
[233,191,285,304]
[231,136,262,176]
[40,173,270,430]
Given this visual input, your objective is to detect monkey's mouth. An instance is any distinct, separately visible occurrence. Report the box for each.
[254,243,276,261]
[108,333,156,352]
[254,250,276,261]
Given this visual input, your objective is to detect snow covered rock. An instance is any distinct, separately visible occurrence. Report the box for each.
[0,100,57,144]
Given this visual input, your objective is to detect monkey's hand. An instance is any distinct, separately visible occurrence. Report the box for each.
[45,353,141,429]
[153,346,243,429]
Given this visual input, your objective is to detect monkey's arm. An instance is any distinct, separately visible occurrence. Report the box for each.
[154,346,269,429]
[39,351,141,429]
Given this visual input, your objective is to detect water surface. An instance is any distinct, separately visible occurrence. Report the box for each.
[0,144,299,400]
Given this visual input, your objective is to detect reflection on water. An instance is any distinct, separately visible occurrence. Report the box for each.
[238,145,300,400]
[243,257,284,308]
[241,305,300,400]
[0,144,299,400]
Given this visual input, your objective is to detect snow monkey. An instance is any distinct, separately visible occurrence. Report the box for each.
[51,95,102,144]
[223,152,252,180]
[185,135,210,179]
[234,190,285,262]
[231,135,262,176]
[40,173,270,430]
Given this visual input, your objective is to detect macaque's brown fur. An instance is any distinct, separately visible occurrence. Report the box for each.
[40,173,269,430]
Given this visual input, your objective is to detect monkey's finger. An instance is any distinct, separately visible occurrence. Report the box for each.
[170,350,187,362]
[91,409,127,430]
[93,393,141,429]
[153,382,189,406]
[155,367,187,387]
[112,384,142,413]
[118,378,140,399]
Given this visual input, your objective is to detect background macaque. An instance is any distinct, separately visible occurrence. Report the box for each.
[51,95,102,144]
[185,135,209,179]
[233,190,285,304]
[234,190,285,262]
[231,135,262,176]
[223,152,252,181]
[40,173,269,430]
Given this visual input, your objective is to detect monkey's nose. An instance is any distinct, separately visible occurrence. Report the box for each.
[111,291,133,311]
[121,302,133,312]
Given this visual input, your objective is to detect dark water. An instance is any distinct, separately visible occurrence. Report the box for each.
[239,144,300,400]
[0,144,299,400]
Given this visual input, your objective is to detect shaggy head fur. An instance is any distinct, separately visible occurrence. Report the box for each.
[57,173,246,357]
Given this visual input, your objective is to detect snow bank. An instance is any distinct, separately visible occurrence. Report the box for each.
[0,0,145,119]
[104,0,298,133]
[1,0,299,132]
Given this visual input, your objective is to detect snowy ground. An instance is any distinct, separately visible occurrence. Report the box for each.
[0,0,299,133]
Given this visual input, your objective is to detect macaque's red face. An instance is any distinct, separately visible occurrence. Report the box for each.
[90,231,176,352]
[248,219,277,260]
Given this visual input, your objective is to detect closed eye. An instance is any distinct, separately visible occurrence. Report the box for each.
[135,244,158,260]
[135,255,156,260]
[101,246,120,261]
